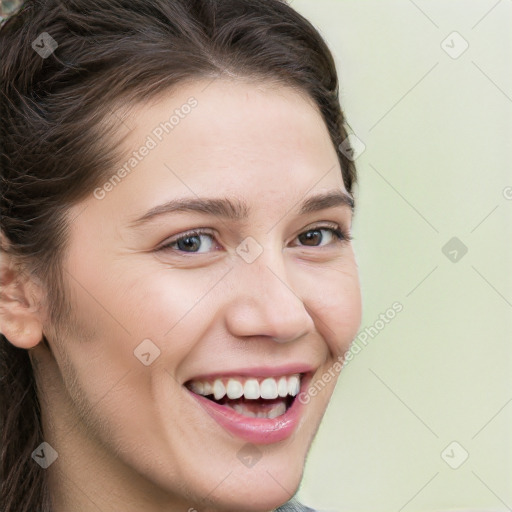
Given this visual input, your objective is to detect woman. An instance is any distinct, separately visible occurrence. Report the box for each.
[0,0,362,510]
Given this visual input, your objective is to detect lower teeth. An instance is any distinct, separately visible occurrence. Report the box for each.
[194,392,293,419]
[229,401,287,419]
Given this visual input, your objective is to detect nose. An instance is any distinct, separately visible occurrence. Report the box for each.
[224,251,315,343]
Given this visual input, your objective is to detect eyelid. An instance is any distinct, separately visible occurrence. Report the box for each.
[296,220,352,239]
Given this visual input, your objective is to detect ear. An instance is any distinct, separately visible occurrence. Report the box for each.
[0,233,45,349]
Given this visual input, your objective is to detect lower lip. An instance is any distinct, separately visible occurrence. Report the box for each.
[187,374,311,445]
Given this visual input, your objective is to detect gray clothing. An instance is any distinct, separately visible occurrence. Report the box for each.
[275,498,317,511]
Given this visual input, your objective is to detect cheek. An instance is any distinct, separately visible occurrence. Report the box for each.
[120,267,226,338]
[59,254,227,384]
[305,260,362,354]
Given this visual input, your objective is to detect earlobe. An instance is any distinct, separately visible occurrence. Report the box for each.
[0,240,45,350]
[0,309,44,349]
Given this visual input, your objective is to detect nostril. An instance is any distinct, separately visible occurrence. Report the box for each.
[270,334,301,343]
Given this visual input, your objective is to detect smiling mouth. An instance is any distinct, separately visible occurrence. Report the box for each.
[185,374,302,419]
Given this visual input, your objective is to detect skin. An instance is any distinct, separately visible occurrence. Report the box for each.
[0,78,362,512]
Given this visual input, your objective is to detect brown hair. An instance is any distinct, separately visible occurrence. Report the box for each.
[0,0,357,510]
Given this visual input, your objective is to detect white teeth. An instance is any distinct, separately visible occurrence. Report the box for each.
[260,378,278,399]
[226,379,244,399]
[267,402,286,418]
[288,375,300,396]
[230,401,287,419]
[212,379,226,400]
[189,381,204,395]
[243,379,260,399]
[233,403,256,417]
[188,373,302,400]
[277,377,288,397]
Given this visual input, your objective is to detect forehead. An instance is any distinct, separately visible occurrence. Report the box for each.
[118,77,343,185]
[70,78,347,229]
[131,79,325,143]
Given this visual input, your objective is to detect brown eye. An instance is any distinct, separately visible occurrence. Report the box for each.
[297,227,346,247]
[298,229,323,246]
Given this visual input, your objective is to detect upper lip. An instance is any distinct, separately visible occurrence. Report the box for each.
[184,363,316,383]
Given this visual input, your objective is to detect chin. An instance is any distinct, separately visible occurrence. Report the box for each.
[192,462,304,512]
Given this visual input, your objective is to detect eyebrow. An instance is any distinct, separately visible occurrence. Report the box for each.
[128,189,354,228]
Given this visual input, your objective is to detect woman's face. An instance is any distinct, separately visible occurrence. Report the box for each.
[41,79,362,511]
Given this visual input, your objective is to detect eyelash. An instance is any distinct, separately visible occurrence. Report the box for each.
[157,224,352,254]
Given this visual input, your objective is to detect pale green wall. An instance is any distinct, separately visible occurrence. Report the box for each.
[290,1,512,510]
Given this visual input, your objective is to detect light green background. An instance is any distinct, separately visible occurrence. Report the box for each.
[290,1,512,511]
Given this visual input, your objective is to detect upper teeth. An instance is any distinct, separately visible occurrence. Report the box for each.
[188,374,301,400]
